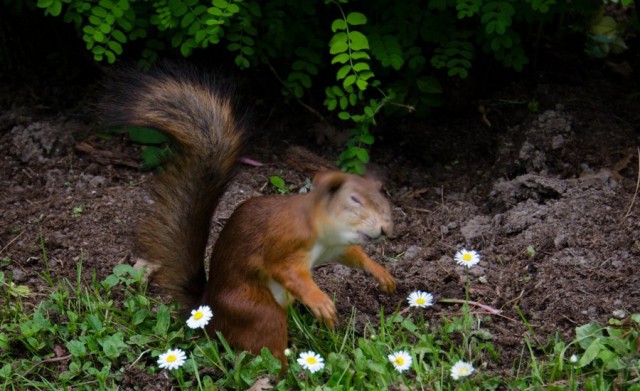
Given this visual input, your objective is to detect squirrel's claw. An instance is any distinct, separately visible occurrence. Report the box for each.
[309,295,338,329]
[376,271,397,294]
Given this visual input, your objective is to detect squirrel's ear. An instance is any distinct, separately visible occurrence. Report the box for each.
[368,178,383,191]
[362,171,384,191]
[312,171,347,197]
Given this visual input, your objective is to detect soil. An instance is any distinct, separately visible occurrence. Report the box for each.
[1,58,639,386]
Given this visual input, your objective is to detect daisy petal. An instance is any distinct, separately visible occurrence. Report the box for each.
[407,290,434,308]
[451,360,474,380]
[454,249,480,268]
[158,348,187,370]
[297,351,325,373]
[388,350,413,372]
[186,305,213,329]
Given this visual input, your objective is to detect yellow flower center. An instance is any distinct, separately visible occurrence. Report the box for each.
[306,357,317,364]
[416,298,425,305]
[462,253,472,261]
[194,311,203,320]
[459,367,469,376]
[395,357,404,365]
[166,354,176,363]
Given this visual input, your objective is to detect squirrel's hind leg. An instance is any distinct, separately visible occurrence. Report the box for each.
[207,288,289,375]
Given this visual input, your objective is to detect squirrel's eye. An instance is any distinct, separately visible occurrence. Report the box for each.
[350,196,362,205]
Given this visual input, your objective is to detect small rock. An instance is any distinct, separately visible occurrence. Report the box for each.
[554,234,568,249]
[631,241,640,255]
[331,264,352,278]
[468,266,486,277]
[10,122,73,163]
[612,309,626,319]
[403,245,422,261]
[10,267,26,283]
[89,175,106,187]
[551,135,565,149]
[461,215,492,242]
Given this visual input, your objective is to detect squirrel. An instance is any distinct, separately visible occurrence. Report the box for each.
[100,64,397,371]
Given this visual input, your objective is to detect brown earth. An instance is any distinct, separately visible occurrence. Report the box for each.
[1,61,639,384]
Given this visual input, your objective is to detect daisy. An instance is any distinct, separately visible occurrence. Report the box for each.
[407,291,434,308]
[451,360,474,380]
[454,249,480,268]
[186,305,213,329]
[388,350,412,373]
[297,351,324,373]
[157,348,187,370]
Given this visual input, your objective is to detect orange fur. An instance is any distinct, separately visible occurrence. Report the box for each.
[101,65,396,373]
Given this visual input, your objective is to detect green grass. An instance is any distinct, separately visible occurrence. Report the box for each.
[1,252,638,390]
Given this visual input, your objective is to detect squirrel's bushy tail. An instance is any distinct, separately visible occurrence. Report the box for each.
[100,64,244,309]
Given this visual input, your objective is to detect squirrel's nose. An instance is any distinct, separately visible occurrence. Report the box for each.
[380,223,393,238]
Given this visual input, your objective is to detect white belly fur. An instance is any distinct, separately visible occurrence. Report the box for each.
[268,278,291,308]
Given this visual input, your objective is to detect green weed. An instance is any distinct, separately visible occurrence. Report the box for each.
[1,246,638,389]
[23,0,627,173]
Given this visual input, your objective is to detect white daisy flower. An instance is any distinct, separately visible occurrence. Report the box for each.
[388,350,413,373]
[186,305,213,329]
[157,348,187,370]
[451,360,474,380]
[297,351,324,373]
[454,249,480,268]
[284,348,292,357]
[407,290,434,308]
[569,354,578,363]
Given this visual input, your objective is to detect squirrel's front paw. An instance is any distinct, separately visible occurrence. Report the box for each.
[308,294,338,329]
[376,269,397,294]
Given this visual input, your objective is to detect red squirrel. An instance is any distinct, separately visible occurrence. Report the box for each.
[100,65,397,370]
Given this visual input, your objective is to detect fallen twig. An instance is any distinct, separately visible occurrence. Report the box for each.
[623,147,640,220]
[238,156,264,167]
[23,354,72,376]
[439,298,502,315]
[129,349,150,368]
[0,230,25,255]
